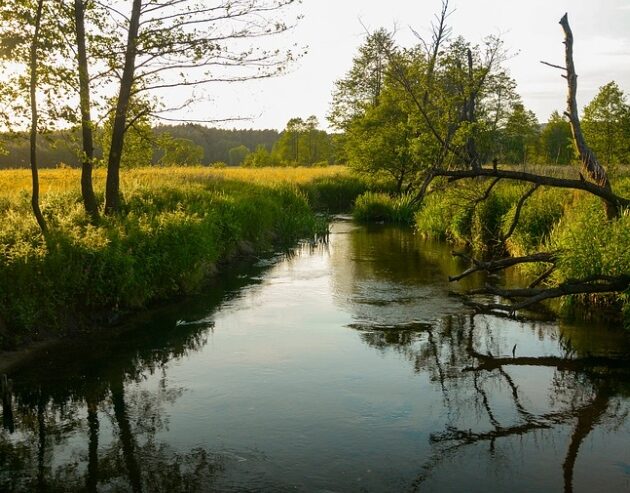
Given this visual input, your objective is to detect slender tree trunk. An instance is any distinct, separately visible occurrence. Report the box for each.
[104,0,142,215]
[29,0,47,234]
[559,13,618,219]
[74,0,99,221]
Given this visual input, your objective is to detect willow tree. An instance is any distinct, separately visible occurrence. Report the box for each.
[102,0,301,214]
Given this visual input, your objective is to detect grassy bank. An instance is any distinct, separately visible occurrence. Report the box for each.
[0,166,373,348]
[414,177,630,324]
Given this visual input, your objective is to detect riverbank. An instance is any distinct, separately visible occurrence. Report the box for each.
[413,176,630,325]
[0,166,377,350]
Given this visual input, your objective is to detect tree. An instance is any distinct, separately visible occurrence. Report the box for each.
[418,12,630,314]
[329,28,395,131]
[157,134,204,166]
[70,0,102,220]
[502,102,540,164]
[0,0,63,233]
[345,85,417,193]
[274,117,305,164]
[243,145,272,167]
[540,111,574,164]
[228,145,250,166]
[582,81,630,166]
[102,0,300,214]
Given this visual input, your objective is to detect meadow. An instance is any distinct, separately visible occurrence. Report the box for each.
[0,166,374,348]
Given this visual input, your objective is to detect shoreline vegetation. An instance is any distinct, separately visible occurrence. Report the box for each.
[1,164,628,361]
[352,167,630,326]
[0,166,376,352]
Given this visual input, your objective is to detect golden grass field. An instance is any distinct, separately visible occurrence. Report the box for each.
[1,165,353,200]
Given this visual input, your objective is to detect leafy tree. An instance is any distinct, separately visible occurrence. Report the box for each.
[157,134,204,166]
[228,145,250,166]
[540,111,574,164]
[274,116,331,165]
[582,81,630,166]
[345,86,417,193]
[243,145,273,167]
[274,117,305,164]
[102,0,301,213]
[329,28,395,131]
[0,0,66,233]
[501,102,540,164]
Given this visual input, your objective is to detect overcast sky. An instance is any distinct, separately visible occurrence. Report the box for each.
[182,0,630,131]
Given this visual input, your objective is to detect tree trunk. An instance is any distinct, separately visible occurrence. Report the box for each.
[559,13,618,219]
[104,0,142,215]
[29,0,47,234]
[75,0,99,221]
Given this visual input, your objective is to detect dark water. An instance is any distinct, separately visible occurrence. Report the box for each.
[1,220,629,493]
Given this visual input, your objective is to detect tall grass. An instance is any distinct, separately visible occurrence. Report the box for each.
[352,192,416,225]
[0,166,367,348]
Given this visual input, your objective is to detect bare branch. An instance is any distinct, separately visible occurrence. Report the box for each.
[449,251,556,282]
[501,184,539,243]
[540,60,566,71]
[432,168,630,210]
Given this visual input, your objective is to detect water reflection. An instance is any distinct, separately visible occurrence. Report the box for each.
[333,223,630,493]
[0,265,266,492]
[1,221,629,492]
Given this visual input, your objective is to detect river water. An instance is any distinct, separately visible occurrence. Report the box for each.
[1,219,629,492]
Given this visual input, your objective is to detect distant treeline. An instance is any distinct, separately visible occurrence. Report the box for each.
[0,125,282,169]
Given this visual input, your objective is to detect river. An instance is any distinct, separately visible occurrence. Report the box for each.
[1,219,629,492]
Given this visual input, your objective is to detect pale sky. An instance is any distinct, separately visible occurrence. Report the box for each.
[181,0,630,131]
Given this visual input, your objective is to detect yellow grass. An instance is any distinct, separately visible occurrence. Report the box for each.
[0,165,352,200]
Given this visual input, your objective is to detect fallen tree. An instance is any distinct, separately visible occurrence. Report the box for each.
[403,12,630,316]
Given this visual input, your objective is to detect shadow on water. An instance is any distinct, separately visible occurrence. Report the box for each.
[1,220,629,492]
[0,256,282,493]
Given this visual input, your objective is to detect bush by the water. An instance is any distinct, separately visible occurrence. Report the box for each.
[0,166,369,348]
[352,191,416,224]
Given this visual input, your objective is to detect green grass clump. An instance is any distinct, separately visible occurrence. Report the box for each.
[352,192,416,225]
[301,175,370,213]
[502,187,566,257]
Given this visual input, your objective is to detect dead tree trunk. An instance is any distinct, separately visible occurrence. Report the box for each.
[559,13,618,219]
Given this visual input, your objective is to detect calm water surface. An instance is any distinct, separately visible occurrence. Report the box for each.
[1,220,629,492]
